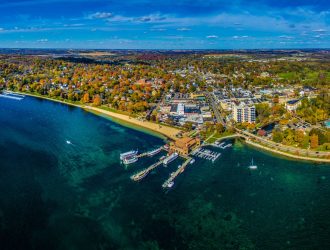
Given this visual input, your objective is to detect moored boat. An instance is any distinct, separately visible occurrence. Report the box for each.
[120,150,138,160]
[123,155,138,165]
[167,181,174,188]
[163,152,178,165]
[147,147,162,157]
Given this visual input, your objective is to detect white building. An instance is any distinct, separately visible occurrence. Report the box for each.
[285,99,301,112]
[232,102,256,123]
[177,103,185,116]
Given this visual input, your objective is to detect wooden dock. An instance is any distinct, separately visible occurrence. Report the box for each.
[136,147,163,158]
[130,158,163,181]
[162,157,192,189]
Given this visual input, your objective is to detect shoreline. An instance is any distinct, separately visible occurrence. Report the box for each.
[244,140,330,163]
[210,135,330,163]
[84,106,180,141]
[18,92,181,141]
[12,91,330,163]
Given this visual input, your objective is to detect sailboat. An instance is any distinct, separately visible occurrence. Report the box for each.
[248,158,257,170]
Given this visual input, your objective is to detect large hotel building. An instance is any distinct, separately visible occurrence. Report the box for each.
[232,102,256,123]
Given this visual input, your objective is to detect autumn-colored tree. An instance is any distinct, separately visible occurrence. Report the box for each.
[82,92,90,103]
[215,123,225,133]
[294,130,304,144]
[310,134,319,149]
[93,94,102,106]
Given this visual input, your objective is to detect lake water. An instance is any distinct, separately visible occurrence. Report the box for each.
[1,96,330,250]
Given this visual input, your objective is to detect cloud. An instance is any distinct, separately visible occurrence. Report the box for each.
[279,35,294,39]
[312,28,327,32]
[206,35,218,39]
[233,35,249,39]
[37,39,48,43]
[177,27,191,31]
[63,23,84,27]
[134,14,167,23]
[89,12,112,19]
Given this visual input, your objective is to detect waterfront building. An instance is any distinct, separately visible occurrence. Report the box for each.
[170,137,201,155]
[232,102,256,123]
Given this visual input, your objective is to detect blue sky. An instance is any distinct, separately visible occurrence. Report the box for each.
[0,0,329,49]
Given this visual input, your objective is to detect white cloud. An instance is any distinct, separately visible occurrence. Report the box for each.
[279,35,294,39]
[312,28,327,32]
[37,39,48,43]
[177,27,191,31]
[232,35,249,39]
[89,12,113,19]
[206,35,218,39]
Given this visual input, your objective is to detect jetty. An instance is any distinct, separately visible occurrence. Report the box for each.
[136,146,163,158]
[162,157,191,189]
[130,157,164,181]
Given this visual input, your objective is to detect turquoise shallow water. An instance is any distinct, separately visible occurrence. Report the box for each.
[0,96,330,250]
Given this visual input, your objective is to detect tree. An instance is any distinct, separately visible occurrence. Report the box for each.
[215,123,225,133]
[272,130,283,143]
[310,134,319,149]
[82,92,90,103]
[93,94,102,106]
[255,103,271,123]
[294,130,304,144]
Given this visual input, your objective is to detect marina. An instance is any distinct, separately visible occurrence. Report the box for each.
[191,148,221,162]
[211,141,233,149]
[126,139,232,187]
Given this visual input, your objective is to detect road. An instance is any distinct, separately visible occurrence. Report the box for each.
[205,92,226,125]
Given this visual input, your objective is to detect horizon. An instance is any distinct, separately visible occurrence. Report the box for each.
[0,48,330,51]
[0,0,329,49]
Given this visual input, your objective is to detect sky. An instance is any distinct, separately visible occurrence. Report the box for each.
[0,0,329,49]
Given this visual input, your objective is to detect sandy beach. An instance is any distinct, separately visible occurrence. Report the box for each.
[84,106,181,141]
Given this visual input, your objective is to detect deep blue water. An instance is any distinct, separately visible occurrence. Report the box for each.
[1,96,330,250]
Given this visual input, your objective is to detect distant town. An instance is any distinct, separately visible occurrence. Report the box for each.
[0,49,329,161]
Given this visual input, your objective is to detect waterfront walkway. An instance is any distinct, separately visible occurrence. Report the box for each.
[235,129,330,162]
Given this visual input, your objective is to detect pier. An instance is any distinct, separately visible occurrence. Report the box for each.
[130,158,164,181]
[136,146,163,158]
[162,157,191,189]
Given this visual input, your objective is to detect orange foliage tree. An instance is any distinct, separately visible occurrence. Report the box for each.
[310,134,319,149]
